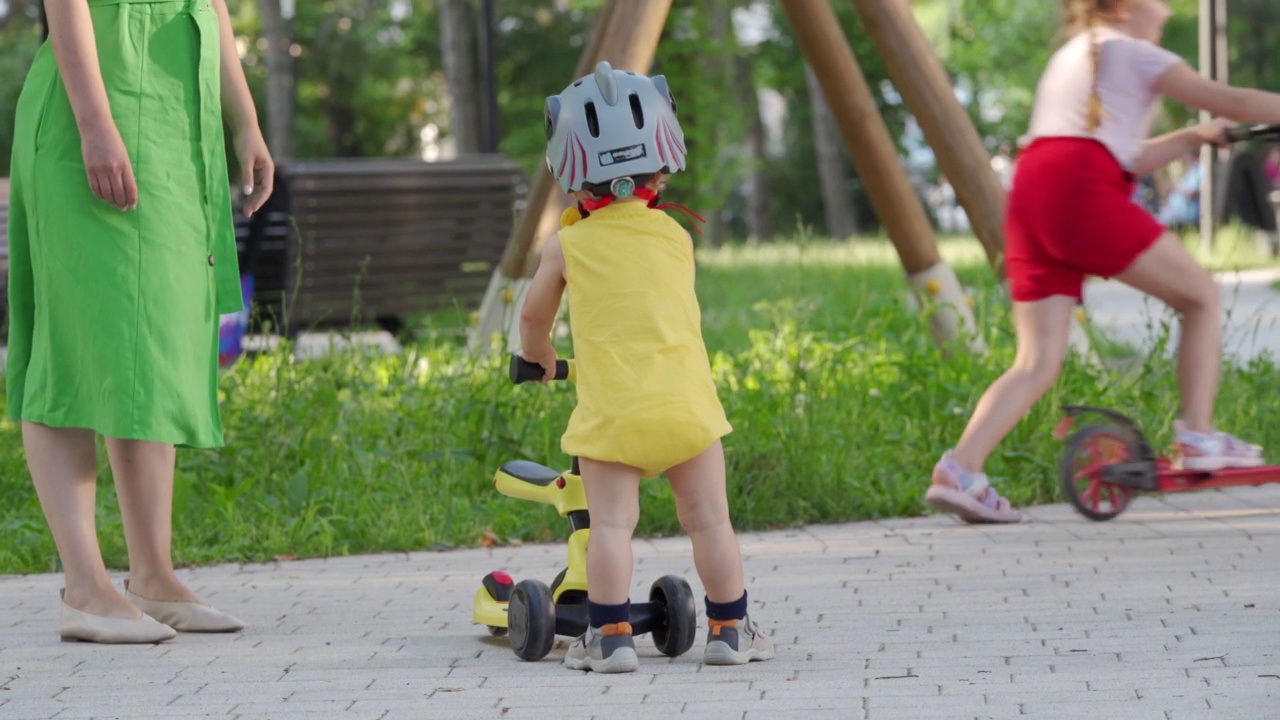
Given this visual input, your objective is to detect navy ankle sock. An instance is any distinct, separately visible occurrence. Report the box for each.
[587,599,631,629]
[705,590,748,621]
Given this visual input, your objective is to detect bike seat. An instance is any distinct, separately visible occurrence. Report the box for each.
[499,460,561,486]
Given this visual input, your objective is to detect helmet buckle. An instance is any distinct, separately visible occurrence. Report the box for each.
[610,177,636,199]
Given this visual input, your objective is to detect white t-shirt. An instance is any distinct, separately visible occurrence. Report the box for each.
[1022,27,1185,170]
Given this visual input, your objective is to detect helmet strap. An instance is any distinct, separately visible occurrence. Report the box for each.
[574,184,706,235]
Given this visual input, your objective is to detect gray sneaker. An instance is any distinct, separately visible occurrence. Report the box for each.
[563,622,639,673]
[703,612,775,665]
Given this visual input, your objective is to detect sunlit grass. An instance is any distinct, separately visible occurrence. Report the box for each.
[1,233,1276,575]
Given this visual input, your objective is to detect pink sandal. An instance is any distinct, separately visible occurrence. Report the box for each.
[924,451,1023,524]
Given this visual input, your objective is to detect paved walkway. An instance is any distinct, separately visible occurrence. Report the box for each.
[2,268,1278,719]
[2,486,1278,720]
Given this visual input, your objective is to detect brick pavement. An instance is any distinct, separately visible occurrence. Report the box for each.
[1,486,1277,720]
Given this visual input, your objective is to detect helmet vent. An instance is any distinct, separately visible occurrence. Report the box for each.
[585,101,600,138]
[629,93,645,129]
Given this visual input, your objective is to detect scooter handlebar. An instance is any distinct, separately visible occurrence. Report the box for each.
[509,355,571,384]
[1224,123,1280,144]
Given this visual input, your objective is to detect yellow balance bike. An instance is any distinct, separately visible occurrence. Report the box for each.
[472,355,698,662]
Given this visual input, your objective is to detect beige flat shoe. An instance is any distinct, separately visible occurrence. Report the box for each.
[59,589,176,644]
[124,580,245,633]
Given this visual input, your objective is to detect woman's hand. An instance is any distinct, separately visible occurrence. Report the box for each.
[80,120,137,211]
[235,127,274,216]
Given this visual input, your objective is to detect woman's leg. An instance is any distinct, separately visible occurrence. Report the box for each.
[23,422,141,619]
[105,438,201,604]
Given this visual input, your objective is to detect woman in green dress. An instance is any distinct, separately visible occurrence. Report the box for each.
[8,0,274,643]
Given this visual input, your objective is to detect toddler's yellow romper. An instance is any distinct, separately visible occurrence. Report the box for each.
[558,201,731,478]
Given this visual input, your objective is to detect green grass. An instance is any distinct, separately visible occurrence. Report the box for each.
[2,234,1279,576]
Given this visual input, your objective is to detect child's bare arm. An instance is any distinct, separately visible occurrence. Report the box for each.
[1132,121,1229,177]
[1156,63,1280,124]
[519,234,568,381]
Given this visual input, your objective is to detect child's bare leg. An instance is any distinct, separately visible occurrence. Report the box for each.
[665,440,742,604]
[1114,233,1218,431]
[578,458,642,605]
[950,295,1078,471]
[667,440,773,665]
[567,458,643,673]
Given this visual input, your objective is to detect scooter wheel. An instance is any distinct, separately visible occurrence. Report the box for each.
[1060,423,1137,521]
[508,579,556,661]
[649,575,697,657]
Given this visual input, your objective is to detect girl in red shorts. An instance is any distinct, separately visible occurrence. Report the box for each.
[926,0,1280,524]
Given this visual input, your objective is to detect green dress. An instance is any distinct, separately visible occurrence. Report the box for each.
[7,0,243,449]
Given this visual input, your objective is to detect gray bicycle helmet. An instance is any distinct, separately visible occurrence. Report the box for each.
[544,61,687,195]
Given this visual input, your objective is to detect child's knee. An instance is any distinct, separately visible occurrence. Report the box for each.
[674,498,729,536]
[1014,355,1063,393]
[1168,268,1219,315]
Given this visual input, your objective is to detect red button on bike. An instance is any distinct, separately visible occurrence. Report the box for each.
[556,477,566,489]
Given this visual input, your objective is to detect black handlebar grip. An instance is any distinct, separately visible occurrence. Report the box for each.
[1225,123,1280,144]
[1224,125,1253,144]
[509,355,569,384]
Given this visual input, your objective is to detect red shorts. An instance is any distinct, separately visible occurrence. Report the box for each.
[1004,137,1166,303]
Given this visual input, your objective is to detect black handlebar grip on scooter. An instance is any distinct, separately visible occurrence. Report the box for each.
[1224,125,1254,143]
[509,355,569,384]
[1225,123,1280,144]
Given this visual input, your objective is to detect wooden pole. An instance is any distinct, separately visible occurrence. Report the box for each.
[497,0,673,279]
[848,0,1006,276]
[782,0,982,353]
[1198,0,1228,254]
[780,0,938,274]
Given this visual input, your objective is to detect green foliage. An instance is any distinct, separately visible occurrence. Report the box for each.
[3,237,1279,574]
[488,2,596,178]
[0,3,44,174]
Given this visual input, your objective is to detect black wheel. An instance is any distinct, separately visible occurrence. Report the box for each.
[649,575,697,657]
[1060,424,1139,521]
[508,579,556,661]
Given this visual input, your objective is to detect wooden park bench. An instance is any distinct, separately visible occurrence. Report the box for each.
[0,156,526,338]
[237,154,527,337]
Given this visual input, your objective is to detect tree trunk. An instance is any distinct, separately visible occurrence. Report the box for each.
[805,63,857,241]
[701,0,733,247]
[440,0,482,155]
[848,0,1005,275]
[260,0,295,159]
[738,54,773,243]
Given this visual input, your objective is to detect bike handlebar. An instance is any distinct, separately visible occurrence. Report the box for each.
[1224,123,1280,144]
[509,355,571,384]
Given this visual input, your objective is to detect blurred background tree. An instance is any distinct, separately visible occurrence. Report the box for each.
[2,0,1277,241]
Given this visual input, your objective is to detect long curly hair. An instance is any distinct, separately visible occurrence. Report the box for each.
[1062,0,1132,133]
